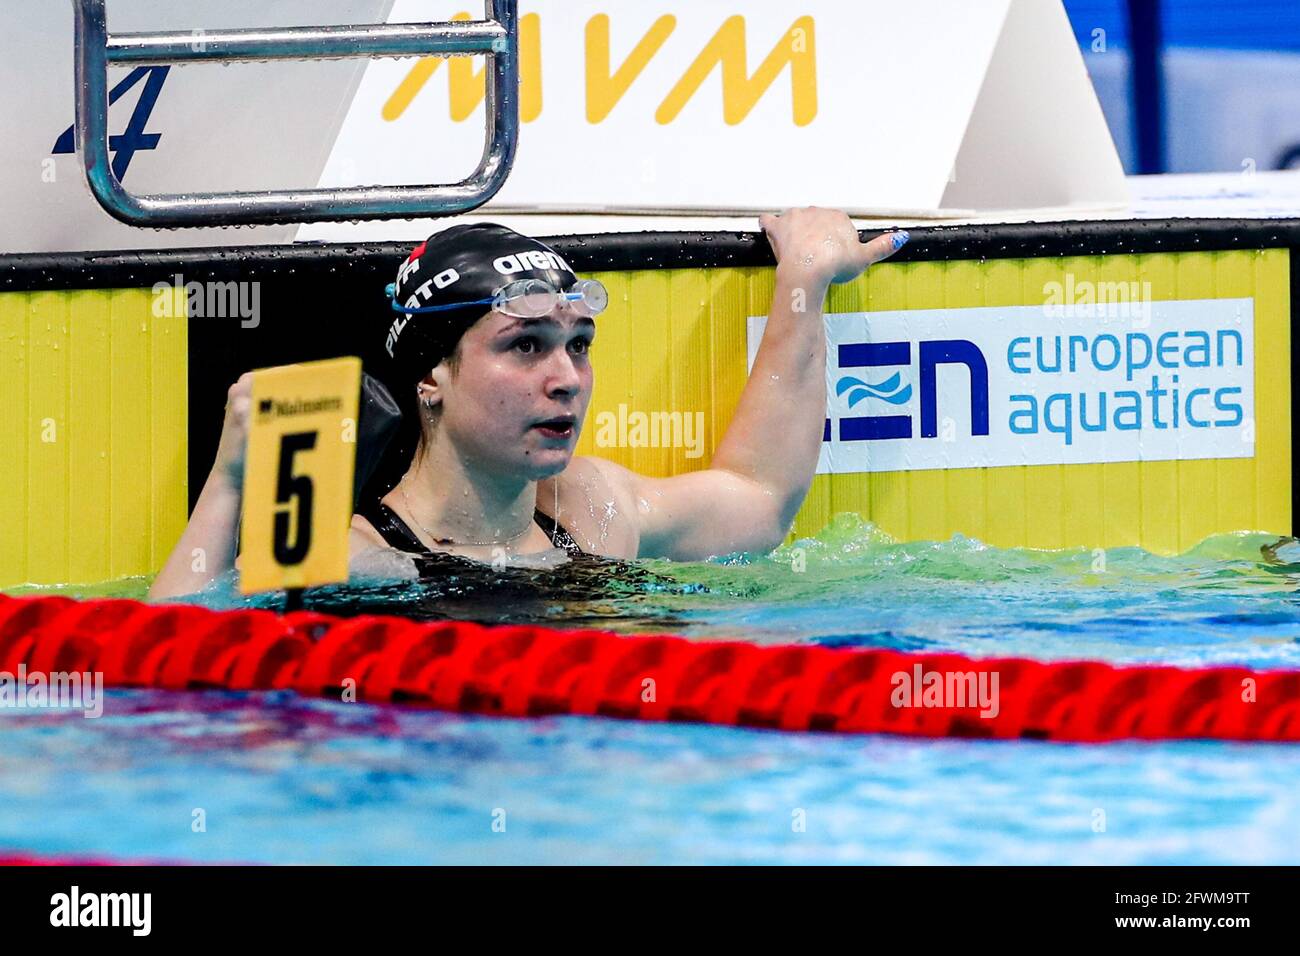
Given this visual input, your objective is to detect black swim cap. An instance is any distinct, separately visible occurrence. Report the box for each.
[383,223,578,383]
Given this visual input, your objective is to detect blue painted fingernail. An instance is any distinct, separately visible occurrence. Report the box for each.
[892,230,911,250]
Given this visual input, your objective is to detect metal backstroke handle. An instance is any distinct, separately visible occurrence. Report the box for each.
[71,0,519,227]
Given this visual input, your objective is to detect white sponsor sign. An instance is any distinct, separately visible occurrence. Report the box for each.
[747,298,1255,474]
[2,0,1124,252]
[307,0,1125,239]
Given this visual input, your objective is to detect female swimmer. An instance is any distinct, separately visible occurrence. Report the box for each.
[148,208,906,598]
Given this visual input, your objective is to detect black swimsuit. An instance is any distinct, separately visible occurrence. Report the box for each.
[340,498,697,628]
[358,499,586,557]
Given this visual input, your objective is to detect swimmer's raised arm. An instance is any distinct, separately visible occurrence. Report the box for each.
[147,373,254,599]
[609,207,907,561]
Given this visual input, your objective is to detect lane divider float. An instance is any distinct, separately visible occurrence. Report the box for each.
[1,594,1297,742]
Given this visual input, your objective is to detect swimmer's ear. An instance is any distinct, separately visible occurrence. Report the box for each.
[417,370,446,411]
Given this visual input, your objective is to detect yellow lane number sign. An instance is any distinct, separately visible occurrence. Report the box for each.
[240,358,361,594]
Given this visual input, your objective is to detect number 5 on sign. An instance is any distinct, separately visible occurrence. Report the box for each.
[240,358,361,594]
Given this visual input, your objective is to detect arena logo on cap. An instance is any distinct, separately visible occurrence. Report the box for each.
[494,249,573,275]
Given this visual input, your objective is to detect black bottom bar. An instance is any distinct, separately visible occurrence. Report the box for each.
[0,865,1287,941]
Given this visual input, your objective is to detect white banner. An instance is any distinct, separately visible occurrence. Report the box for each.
[311,0,1125,228]
[747,298,1256,473]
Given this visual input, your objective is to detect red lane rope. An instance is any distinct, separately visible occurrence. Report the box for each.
[0,848,206,866]
[1,593,1296,742]
[0,851,149,866]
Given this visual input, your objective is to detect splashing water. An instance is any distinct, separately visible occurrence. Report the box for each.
[17,513,1300,668]
[8,516,1300,864]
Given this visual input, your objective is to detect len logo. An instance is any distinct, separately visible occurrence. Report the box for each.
[826,340,990,442]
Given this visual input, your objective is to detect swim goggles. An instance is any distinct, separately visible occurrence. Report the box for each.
[386,277,609,319]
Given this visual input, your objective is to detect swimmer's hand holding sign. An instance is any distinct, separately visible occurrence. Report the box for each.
[149,360,364,598]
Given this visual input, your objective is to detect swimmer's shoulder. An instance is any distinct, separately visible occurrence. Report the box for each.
[351,485,426,548]
[347,510,427,580]
[539,456,641,560]
[350,511,391,552]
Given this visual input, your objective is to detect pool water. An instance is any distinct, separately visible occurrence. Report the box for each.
[4,515,1300,864]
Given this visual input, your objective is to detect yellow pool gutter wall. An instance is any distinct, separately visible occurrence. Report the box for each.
[0,288,188,589]
[575,249,1291,555]
[0,248,1289,590]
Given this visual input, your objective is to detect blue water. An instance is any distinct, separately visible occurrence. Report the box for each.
[4,519,1300,864]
